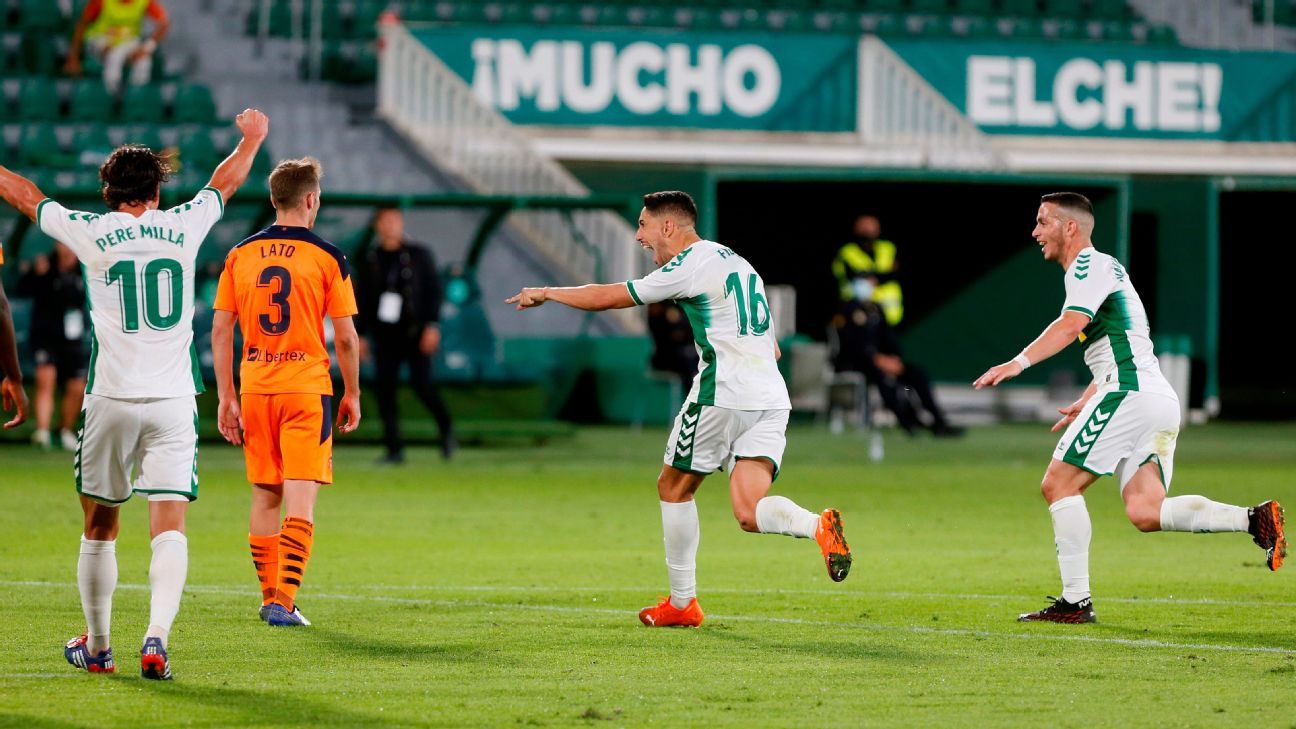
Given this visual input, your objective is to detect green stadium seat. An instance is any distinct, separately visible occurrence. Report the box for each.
[17,80,59,121]
[178,127,221,170]
[812,11,854,32]
[352,0,386,38]
[18,0,66,31]
[120,84,166,123]
[1092,0,1131,20]
[862,0,905,12]
[997,17,1035,37]
[172,84,216,124]
[872,14,904,35]
[1050,18,1086,39]
[910,0,950,13]
[1000,0,1040,17]
[120,124,166,154]
[954,15,994,36]
[1099,20,1135,42]
[1043,0,1085,18]
[1146,24,1178,44]
[19,33,58,75]
[18,125,72,168]
[69,80,114,122]
[952,0,995,15]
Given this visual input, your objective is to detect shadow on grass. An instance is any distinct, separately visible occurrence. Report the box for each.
[135,682,413,727]
[692,624,925,662]
[303,628,489,665]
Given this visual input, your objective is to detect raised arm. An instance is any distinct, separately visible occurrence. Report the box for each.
[0,278,29,428]
[331,316,361,434]
[973,311,1090,389]
[211,309,242,445]
[0,166,47,221]
[206,109,269,204]
[506,283,635,312]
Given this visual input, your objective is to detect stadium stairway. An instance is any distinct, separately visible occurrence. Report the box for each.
[162,0,621,338]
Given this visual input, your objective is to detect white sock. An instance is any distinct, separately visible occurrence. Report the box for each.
[77,536,117,655]
[1050,496,1091,603]
[660,500,700,609]
[754,495,819,539]
[1159,495,1249,533]
[146,531,188,648]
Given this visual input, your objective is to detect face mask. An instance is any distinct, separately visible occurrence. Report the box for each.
[852,278,875,302]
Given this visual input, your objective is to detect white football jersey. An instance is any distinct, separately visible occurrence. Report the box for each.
[37,187,224,398]
[627,241,790,410]
[1061,246,1176,399]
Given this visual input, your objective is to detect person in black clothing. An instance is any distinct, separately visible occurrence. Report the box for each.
[356,207,455,462]
[16,242,88,449]
[647,301,699,393]
[832,276,962,437]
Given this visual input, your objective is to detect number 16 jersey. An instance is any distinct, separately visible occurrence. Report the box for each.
[37,188,224,398]
[214,225,357,396]
[626,241,790,411]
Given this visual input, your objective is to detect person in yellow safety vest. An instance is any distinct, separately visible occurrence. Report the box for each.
[832,215,903,326]
[65,0,171,95]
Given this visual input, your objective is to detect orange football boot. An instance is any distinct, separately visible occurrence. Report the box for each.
[638,596,705,627]
[815,508,852,582]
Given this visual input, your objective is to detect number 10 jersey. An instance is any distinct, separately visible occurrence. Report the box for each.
[37,188,224,398]
[214,225,358,396]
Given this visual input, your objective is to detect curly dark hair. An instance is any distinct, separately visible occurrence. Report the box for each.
[100,145,171,210]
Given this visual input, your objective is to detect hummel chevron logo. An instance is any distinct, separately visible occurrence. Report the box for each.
[67,212,100,222]
[1074,441,1093,455]
[1079,430,1098,445]
[661,248,693,273]
[1092,407,1112,423]
[1075,272,1089,280]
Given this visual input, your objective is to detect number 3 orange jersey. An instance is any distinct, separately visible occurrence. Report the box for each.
[213,225,358,396]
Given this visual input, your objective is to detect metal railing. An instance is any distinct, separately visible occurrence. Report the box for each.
[857,36,999,169]
[377,22,646,333]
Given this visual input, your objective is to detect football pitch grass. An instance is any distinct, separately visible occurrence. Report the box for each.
[1,422,1293,728]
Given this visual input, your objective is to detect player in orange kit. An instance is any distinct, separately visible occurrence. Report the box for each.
[210,157,361,627]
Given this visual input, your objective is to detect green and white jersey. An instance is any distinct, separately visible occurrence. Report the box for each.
[1062,247,1176,399]
[626,241,790,410]
[37,188,224,398]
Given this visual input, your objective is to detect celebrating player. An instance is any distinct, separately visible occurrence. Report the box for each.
[211,157,361,628]
[974,192,1285,624]
[507,191,851,628]
[0,240,29,429]
[0,109,268,677]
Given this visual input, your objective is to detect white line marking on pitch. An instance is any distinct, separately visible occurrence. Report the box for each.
[4,580,1292,656]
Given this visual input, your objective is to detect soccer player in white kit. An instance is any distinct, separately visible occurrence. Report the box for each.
[975,192,1285,624]
[0,109,268,676]
[507,191,851,628]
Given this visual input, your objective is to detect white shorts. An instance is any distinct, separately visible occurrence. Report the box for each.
[1054,390,1179,491]
[75,394,199,505]
[663,402,789,479]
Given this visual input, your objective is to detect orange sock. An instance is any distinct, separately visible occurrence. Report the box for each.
[249,534,279,606]
[274,517,314,611]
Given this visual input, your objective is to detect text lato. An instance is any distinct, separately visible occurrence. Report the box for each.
[260,243,296,258]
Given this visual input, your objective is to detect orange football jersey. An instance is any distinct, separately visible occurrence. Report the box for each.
[214,225,357,395]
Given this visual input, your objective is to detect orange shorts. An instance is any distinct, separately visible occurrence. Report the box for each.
[241,393,334,485]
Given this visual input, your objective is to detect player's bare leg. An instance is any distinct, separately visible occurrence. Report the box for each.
[67,497,120,672]
[1125,462,1286,569]
[641,466,707,627]
[732,458,851,582]
[1020,460,1099,623]
[141,498,188,680]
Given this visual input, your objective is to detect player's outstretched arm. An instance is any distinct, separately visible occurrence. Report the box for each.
[0,165,46,221]
[206,109,270,204]
[973,311,1090,389]
[0,278,29,428]
[506,284,635,312]
[331,316,362,434]
[211,310,244,446]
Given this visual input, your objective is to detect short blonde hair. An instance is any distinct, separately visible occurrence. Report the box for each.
[269,157,323,210]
